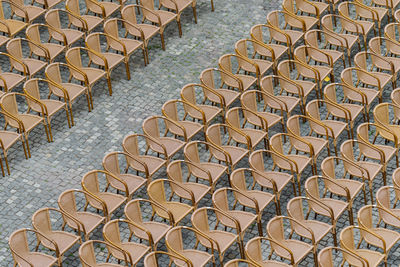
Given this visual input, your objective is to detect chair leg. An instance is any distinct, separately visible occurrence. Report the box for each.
[0,156,5,177]
[192,5,197,23]
[107,75,112,96]
[69,103,75,126]
[210,0,214,11]
[160,31,166,51]
[65,107,71,128]
[43,121,51,143]
[20,137,28,159]
[24,134,31,158]
[3,152,9,175]
[125,60,131,80]
[177,18,182,37]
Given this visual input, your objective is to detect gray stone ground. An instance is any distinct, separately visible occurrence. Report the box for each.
[1,0,400,266]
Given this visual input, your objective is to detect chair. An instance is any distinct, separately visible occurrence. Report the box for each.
[84,0,120,20]
[122,133,167,179]
[206,123,249,169]
[199,68,242,112]
[374,103,400,144]
[79,240,131,267]
[26,24,65,63]
[180,83,223,128]
[45,9,85,48]
[124,198,172,251]
[230,168,280,215]
[366,0,400,17]
[103,219,150,265]
[81,170,128,221]
[283,0,328,20]
[142,116,186,163]
[140,0,181,42]
[9,228,58,267]
[369,37,400,70]
[66,0,103,33]
[10,0,44,23]
[86,32,130,80]
[260,75,301,117]
[318,246,368,267]
[305,175,354,225]
[267,10,317,35]
[0,0,27,37]
[0,52,26,92]
[103,18,147,66]
[45,62,91,124]
[0,128,27,176]
[166,226,217,266]
[102,151,149,200]
[249,149,297,202]
[32,207,82,266]
[167,160,212,207]
[58,189,105,241]
[244,237,293,267]
[144,251,193,267]
[65,47,112,98]
[376,186,400,223]
[340,226,386,267]
[24,78,71,142]
[385,22,400,43]
[321,156,367,207]
[224,259,262,267]
[7,38,48,78]
[1,92,50,157]
[266,216,317,266]
[225,107,268,152]
[212,187,263,237]
[392,88,400,111]
[183,140,228,189]
[287,197,336,246]
[218,54,259,90]
[191,207,244,261]
[270,132,315,195]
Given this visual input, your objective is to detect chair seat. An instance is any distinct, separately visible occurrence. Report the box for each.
[272,95,300,114]
[22,58,47,77]
[365,144,397,164]
[339,103,364,121]
[32,99,65,118]
[238,190,275,211]
[277,239,313,263]
[90,1,120,17]
[95,192,126,215]
[346,87,379,106]
[256,43,288,60]
[337,33,359,49]
[23,5,46,21]
[59,82,87,103]
[359,71,391,88]
[243,58,273,76]
[164,202,193,223]
[197,162,227,183]
[180,182,210,203]
[82,15,103,32]
[35,0,62,8]
[227,210,257,232]
[366,228,400,251]
[322,49,344,64]
[345,20,374,35]
[220,145,248,166]
[193,104,221,123]
[295,220,332,243]
[236,74,257,90]
[13,113,43,132]
[255,111,282,128]
[127,23,160,41]
[240,128,267,149]
[319,198,348,220]
[355,161,383,181]
[301,136,327,156]
[283,29,303,45]
[154,137,185,157]
[178,250,212,267]
[146,10,177,26]
[356,249,385,267]
[41,43,65,61]
[138,221,171,243]
[22,252,58,267]
[299,15,319,31]
[0,130,22,151]
[0,72,25,91]
[291,79,315,98]
[320,120,347,139]
[93,53,124,70]
[299,1,329,15]
[115,242,149,264]
[329,178,364,200]
[128,155,166,177]
[172,120,203,140]
[81,67,106,85]
[111,173,147,195]
[120,38,143,55]
[162,0,193,12]
[0,35,9,47]
[254,171,293,193]
[0,19,27,36]
[60,29,84,46]
[73,211,104,235]
[201,230,237,253]
[40,231,80,254]
[287,154,312,173]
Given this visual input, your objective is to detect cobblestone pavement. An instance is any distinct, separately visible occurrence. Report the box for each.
[2,0,400,266]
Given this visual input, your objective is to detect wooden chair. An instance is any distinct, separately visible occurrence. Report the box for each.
[318,246,368,267]
[244,237,292,266]
[0,52,26,92]
[374,103,400,146]
[0,127,27,176]
[66,0,103,33]
[0,0,27,37]
[376,186,400,223]
[84,0,120,20]
[144,251,193,267]
[79,240,130,267]
[10,0,45,23]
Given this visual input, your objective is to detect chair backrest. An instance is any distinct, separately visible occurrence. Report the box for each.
[79,240,129,267]
[142,116,162,139]
[318,246,368,267]
[165,226,184,254]
[6,38,23,61]
[224,259,261,267]
[65,47,85,80]
[144,251,193,267]
[121,5,138,25]
[31,208,53,239]
[9,228,32,265]
[102,219,123,252]
[1,92,19,117]
[85,33,102,54]
[104,18,121,41]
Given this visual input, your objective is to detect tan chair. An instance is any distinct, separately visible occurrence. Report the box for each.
[159,0,197,24]
[385,23,400,44]
[266,216,317,266]
[65,47,112,98]
[0,0,27,37]
[283,0,328,19]
[306,99,349,157]
[144,251,193,267]
[58,189,105,241]
[167,160,211,207]
[84,0,120,20]
[9,228,58,267]
[374,102,400,145]
[213,187,263,237]
[26,24,65,63]
[277,60,318,102]
[231,168,280,215]
[66,0,103,33]
[199,68,242,112]
[225,107,268,152]
[352,0,388,36]
[288,196,336,246]
[103,18,147,66]
[45,62,91,124]
[244,237,293,266]
[249,149,297,202]
[32,207,81,266]
[10,0,45,23]
[304,29,346,68]
[358,204,400,264]
[367,0,400,17]
[206,123,249,169]
[369,37,400,70]
[102,151,149,200]
[79,240,130,267]
[103,219,150,265]
[218,54,259,91]
[142,116,186,163]
[240,90,285,136]
[260,75,301,117]
[392,88,400,112]
[124,198,172,251]
[267,10,317,35]
[321,14,361,65]
[45,9,85,48]
[318,246,369,267]
[340,226,386,267]
[140,0,181,44]
[270,132,315,194]
[321,156,367,208]
[324,83,366,135]
[166,226,217,266]
[395,9,400,22]
[0,127,27,176]
[224,259,262,267]
[180,83,223,128]
[81,170,128,221]
[7,38,48,78]
[191,207,244,261]
[24,78,70,142]
[86,32,130,81]
[122,133,167,179]
[305,175,354,225]
[235,39,274,75]
[376,186,400,224]
[147,179,194,226]
[0,52,26,92]
[1,92,50,157]
[183,140,229,189]
[393,167,400,199]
